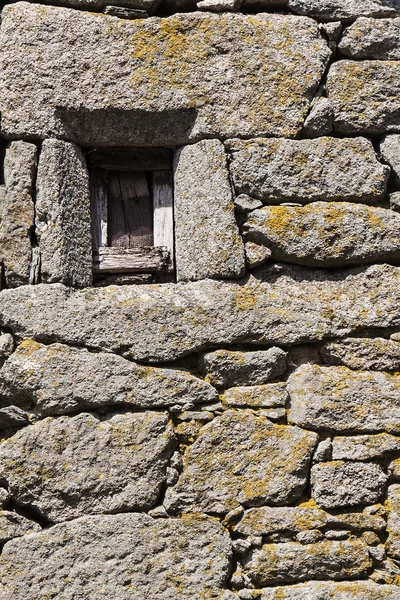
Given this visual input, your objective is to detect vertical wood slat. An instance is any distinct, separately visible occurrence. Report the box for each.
[153,170,174,271]
[90,169,108,249]
[108,171,153,248]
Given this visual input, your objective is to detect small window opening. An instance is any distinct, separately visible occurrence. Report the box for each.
[87,148,174,285]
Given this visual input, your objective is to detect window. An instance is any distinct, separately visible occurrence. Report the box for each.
[87,148,174,284]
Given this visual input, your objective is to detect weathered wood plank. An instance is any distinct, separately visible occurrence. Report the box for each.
[93,246,169,273]
[108,171,153,247]
[87,148,171,172]
[90,169,108,249]
[153,170,174,272]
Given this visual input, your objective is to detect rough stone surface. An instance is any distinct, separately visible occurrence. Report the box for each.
[244,540,370,586]
[387,484,400,559]
[35,139,92,288]
[0,333,14,360]
[197,0,240,10]
[0,511,41,544]
[0,4,330,144]
[303,98,334,138]
[288,364,400,433]
[339,18,400,60]
[332,433,400,461]
[164,410,317,514]
[31,0,160,10]
[0,141,37,287]
[258,581,400,599]
[0,340,217,415]
[221,382,288,408]
[0,411,175,522]
[0,513,232,600]
[3,265,400,362]
[288,0,400,20]
[103,6,149,17]
[243,202,400,267]
[244,242,272,269]
[380,135,400,188]
[327,61,400,134]
[0,406,29,428]
[234,506,385,537]
[311,461,387,509]
[321,337,400,370]
[174,140,245,281]
[227,137,388,204]
[200,348,287,387]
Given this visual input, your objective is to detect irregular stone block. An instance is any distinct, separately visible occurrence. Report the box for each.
[227,137,388,204]
[103,6,149,18]
[0,411,175,522]
[0,340,217,415]
[0,406,29,428]
[244,241,272,270]
[389,457,400,479]
[288,364,400,433]
[339,18,400,60]
[164,410,317,514]
[320,337,400,370]
[174,140,245,281]
[221,382,288,408]
[0,511,40,544]
[327,61,400,135]
[258,580,400,599]
[36,139,92,288]
[2,264,400,362]
[380,134,400,188]
[387,484,400,559]
[332,433,400,461]
[311,461,387,509]
[0,332,13,360]
[32,0,160,11]
[0,513,231,600]
[200,348,287,387]
[234,506,386,537]
[0,141,37,287]
[244,540,370,586]
[0,4,330,144]
[288,0,400,20]
[319,21,342,42]
[303,97,333,138]
[244,202,400,267]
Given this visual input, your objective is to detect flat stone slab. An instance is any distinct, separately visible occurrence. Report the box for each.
[311,461,387,509]
[0,340,217,416]
[227,137,388,205]
[332,433,400,461]
[0,4,330,144]
[327,61,400,134]
[244,202,400,267]
[2,264,400,362]
[164,409,317,514]
[320,337,400,370]
[288,364,400,433]
[221,382,288,408]
[0,411,175,522]
[288,0,400,20]
[0,511,41,544]
[0,513,232,600]
[244,540,370,586]
[258,581,400,599]
[339,17,400,60]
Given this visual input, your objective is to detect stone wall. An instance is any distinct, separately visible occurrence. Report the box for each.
[0,1,400,598]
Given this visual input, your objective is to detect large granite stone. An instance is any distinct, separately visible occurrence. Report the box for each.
[244,540,370,586]
[311,461,387,509]
[0,340,217,415]
[339,18,400,60]
[288,364,400,433]
[35,139,92,288]
[258,581,400,599]
[243,202,400,267]
[0,513,232,600]
[227,137,388,204]
[288,0,400,20]
[320,337,400,371]
[327,61,400,134]
[380,135,400,188]
[199,348,287,387]
[0,4,330,145]
[0,411,175,522]
[164,409,317,514]
[2,264,400,362]
[174,140,245,281]
[0,141,37,287]
[0,511,40,544]
[332,433,400,461]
